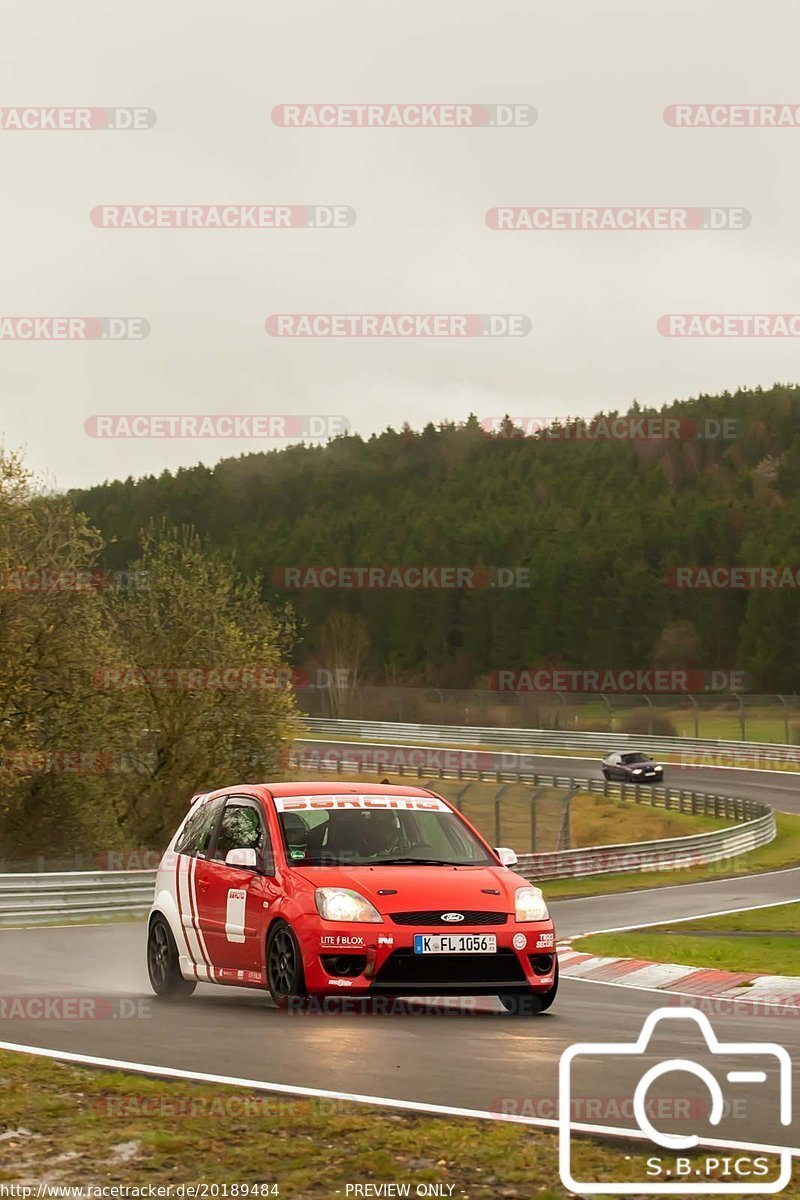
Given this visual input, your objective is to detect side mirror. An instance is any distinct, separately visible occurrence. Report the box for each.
[225,847,258,870]
[495,846,518,867]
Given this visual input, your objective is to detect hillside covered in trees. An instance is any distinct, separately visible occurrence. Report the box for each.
[70,384,800,691]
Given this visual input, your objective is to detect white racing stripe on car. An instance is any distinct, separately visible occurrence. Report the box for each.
[176,856,198,972]
[177,856,207,980]
[171,851,199,980]
[188,857,217,982]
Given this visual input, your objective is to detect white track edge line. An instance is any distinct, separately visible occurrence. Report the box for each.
[0,1040,796,1159]
[551,864,800,904]
[571,895,800,936]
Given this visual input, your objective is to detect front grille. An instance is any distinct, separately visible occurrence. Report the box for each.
[390,910,508,926]
[373,949,526,992]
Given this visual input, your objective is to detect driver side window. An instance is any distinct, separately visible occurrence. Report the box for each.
[213,802,265,860]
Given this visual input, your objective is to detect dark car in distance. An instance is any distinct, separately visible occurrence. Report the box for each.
[601,751,664,783]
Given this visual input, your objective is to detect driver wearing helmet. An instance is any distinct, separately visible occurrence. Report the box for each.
[357,810,401,859]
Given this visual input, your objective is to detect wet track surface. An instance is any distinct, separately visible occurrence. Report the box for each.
[1,757,799,1152]
[297,740,800,816]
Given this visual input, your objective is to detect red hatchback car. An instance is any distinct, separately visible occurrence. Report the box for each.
[146,782,558,1015]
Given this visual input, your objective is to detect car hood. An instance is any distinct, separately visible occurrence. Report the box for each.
[291,862,530,912]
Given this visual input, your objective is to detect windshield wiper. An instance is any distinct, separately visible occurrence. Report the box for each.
[370,857,465,866]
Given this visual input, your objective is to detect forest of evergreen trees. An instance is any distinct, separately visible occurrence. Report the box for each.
[70,384,800,692]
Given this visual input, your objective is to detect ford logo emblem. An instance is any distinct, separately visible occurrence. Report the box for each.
[441,912,465,923]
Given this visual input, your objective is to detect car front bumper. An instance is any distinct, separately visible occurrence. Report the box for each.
[295,917,558,996]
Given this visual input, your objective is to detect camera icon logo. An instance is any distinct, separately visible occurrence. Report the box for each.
[559,1007,792,1194]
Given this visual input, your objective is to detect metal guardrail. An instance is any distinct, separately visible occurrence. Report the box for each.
[0,742,777,926]
[515,811,775,882]
[0,869,156,927]
[293,744,768,816]
[301,717,800,764]
[288,749,777,883]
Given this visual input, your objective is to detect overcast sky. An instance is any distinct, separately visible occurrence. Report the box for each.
[2,0,800,489]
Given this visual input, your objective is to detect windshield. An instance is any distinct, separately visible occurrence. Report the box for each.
[275,796,494,866]
[621,752,650,764]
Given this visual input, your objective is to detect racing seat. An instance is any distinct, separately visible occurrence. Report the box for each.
[321,810,372,859]
[282,812,309,862]
[305,817,330,857]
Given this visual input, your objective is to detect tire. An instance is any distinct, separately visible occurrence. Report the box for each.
[266,920,307,1008]
[499,962,559,1016]
[601,768,610,781]
[147,915,196,1000]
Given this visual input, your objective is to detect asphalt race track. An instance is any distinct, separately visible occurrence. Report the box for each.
[296,738,800,816]
[1,755,799,1154]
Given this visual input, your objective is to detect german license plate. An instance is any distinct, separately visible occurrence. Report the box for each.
[413,934,497,954]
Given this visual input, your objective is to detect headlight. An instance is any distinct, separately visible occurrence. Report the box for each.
[632,768,643,775]
[515,886,549,922]
[315,888,382,923]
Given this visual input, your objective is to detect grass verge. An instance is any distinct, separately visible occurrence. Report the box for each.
[572,902,800,975]
[0,1050,795,1195]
